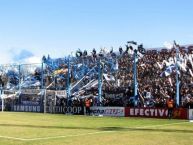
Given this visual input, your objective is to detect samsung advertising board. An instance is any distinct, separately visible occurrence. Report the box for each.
[12,105,42,113]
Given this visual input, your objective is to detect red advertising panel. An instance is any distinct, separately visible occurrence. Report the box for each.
[173,108,188,119]
[125,107,188,119]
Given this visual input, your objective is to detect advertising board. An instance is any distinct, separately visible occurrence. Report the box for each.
[91,107,125,117]
[125,107,188,119]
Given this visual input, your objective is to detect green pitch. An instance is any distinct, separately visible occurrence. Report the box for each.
[0,112,192,145]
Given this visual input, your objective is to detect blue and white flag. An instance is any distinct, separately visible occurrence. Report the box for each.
[160,64,176,77]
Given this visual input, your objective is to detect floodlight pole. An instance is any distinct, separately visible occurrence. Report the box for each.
[174,41,180,107]
[98,59,102,106]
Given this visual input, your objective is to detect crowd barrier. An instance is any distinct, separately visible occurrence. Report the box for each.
[8,105,191,119]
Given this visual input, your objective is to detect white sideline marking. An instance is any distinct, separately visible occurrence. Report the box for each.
[0,135,28,141]
[0,131,114,141]
[0,121,190,141]
[21,131,115,141]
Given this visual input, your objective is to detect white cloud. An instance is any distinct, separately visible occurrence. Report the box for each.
[163,41,173,49]
[0,48,42,64]
[23,56,41,64]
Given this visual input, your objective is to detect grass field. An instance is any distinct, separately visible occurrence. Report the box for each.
[0,112,192,145]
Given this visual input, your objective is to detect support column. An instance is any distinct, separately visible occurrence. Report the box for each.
[67,56,71,107]
[175,44,180,107]
[133,50,138,107]
[98,59,102,106]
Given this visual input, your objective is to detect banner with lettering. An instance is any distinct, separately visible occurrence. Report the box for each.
[12,105,42,113]
[125,107,188,119]
[90,107,125,117]
[46,106,84,115]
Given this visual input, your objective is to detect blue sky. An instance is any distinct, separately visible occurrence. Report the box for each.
[0,0,193,63]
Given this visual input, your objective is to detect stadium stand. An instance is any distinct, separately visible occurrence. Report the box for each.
[0,43,193,112]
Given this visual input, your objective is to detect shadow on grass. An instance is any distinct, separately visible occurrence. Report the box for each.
[0,124,192,134]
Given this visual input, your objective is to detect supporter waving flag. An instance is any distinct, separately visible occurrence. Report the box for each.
[160,64,176,77]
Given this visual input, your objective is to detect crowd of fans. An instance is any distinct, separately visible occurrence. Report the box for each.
[0,43,193,109]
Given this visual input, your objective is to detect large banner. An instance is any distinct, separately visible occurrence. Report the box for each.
[90,107,125,117]
[55,91,66,98]
[189,109,193,120]
[21,89,41,94]
[125,108,188,119]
